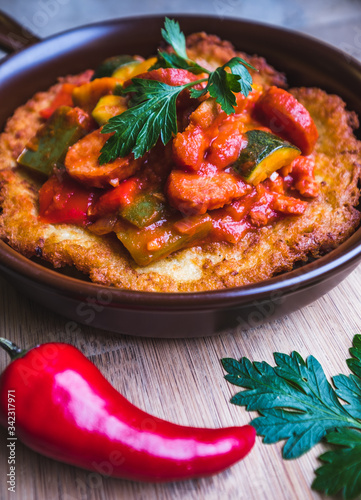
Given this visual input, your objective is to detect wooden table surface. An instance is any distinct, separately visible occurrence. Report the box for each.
[2,267,361,500]
[1,2,361,499]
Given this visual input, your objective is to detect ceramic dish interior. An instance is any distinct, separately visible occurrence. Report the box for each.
[0,14,361,337]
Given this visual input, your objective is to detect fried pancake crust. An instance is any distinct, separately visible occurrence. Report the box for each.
[0,36,360,292]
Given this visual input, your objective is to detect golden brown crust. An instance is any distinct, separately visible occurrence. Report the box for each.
[0,36,360,292]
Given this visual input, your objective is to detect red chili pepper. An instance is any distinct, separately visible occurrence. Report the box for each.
[38,174,95,226]
[0,339,255,482]
[254,86,319,155]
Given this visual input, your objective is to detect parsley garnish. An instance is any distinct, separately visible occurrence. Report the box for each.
[161,17,188,60]
[313,429,361,499]
[190,57,254,114]
[99,79,201,162]
[99,18,255,164]
[222,334,361,499]
[150,17,207,75]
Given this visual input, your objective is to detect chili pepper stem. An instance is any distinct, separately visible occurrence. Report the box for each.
[0,338,23,360]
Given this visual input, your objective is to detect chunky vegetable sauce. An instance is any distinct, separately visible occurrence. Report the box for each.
[17,55,319,267]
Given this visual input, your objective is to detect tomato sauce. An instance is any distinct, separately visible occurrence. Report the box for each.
[37,68,319,265]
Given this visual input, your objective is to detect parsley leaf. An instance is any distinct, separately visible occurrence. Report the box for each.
[190,57,255,113]
[161,17,188,60]
[334,371,361,420]
[99,18,255,162]
[226,56,254,96]
[334,335,361,420]
[223,334,361,499]
[99,79,191,162]
[150,19,207,74]
[222,352,360,459]
[313,429,361,499]
[311,335,361,498]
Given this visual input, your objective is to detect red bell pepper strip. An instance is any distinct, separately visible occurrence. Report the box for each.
[40,83,76,120]
[38,174,95,226]
[254,86,319,155]
[40,70,94,119]
[89,176,139,217]
[0,338,255,482]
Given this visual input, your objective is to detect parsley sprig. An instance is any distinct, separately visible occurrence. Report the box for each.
[99,18,255,164]
[151,17,206,75]
[222,334,361,499]
[190,57,254,114]
[99,79,205,161]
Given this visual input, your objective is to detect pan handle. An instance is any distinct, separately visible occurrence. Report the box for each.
[0,10,40,54]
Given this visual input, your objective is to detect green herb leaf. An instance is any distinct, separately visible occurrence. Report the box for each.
[99,19,255,161]
[313,428,361,499]
[334,335,361,420]
[150,19,208,75]
[226,56,254,96]
[333,373,361,420]
[312,336,361,498]
[190,57,256,114]
[223,335,361,498]
[191,68,240,114]
[100,79,188,162]
[348,335,361,375]
[222,352,360,459]
[161,17,188,60]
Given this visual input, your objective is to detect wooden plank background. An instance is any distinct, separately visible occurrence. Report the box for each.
[1,1,361,499]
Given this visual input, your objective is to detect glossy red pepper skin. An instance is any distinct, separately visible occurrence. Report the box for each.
[40,83,76,120]
[38,174,95,225]
[254,86,319,156]
[89,176,139,217]
[39,70,93,120]
[0,340,255,482]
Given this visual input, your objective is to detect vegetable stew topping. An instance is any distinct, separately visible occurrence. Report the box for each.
[17,19,319,267]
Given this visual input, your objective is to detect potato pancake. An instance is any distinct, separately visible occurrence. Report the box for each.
[0,34,360,292]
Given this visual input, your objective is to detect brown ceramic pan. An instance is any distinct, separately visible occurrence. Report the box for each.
[0,12,361,338]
